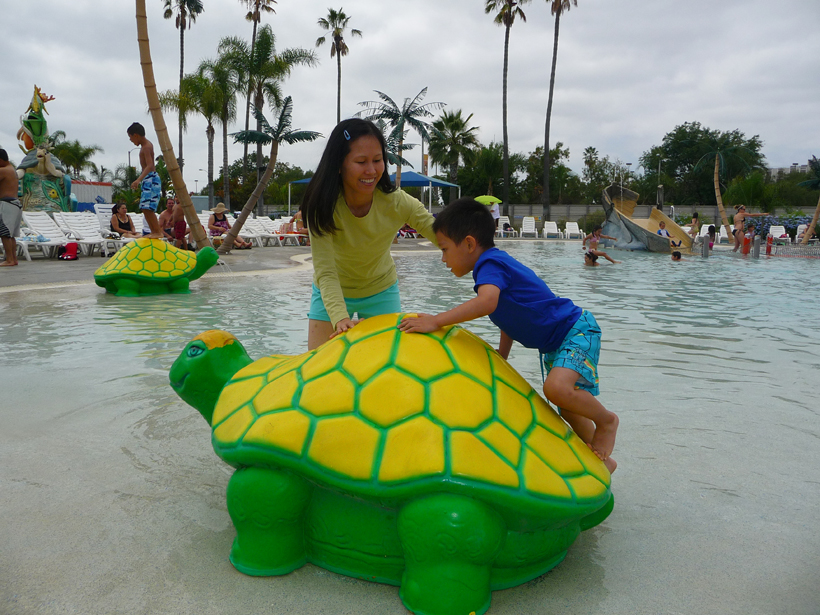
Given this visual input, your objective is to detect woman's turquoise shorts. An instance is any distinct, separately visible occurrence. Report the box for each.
[541,310,601,396]
[308,282,401,322]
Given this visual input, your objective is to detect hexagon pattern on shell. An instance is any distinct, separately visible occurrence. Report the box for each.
[211,314,610,502]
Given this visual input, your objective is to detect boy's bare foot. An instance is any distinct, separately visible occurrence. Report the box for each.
[603,457,617,473]
[1,261,18,267]
[146,233,165,239]
[591,413,619,460]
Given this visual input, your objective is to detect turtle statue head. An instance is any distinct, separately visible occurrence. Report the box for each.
[170,330,252,425]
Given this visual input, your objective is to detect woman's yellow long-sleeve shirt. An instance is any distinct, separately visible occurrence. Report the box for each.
[308,189,438,327]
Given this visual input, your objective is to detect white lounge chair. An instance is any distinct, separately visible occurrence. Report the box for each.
[226,214,266,247]
[19,212,73,257]
[718,225,730,244]
[768,225,790,244]
[496,215,518,238]
[242,217,282,247]
[564,222,583,240]
[542,221,563,239]
[53,212,119,256]
[520,216,538,238]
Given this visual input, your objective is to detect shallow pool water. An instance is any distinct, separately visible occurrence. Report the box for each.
[2,241,818,615]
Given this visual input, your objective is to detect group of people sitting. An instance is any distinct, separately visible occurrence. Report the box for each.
[110,195,191,249]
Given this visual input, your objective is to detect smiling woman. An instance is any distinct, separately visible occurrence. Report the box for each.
[301,118,439,350]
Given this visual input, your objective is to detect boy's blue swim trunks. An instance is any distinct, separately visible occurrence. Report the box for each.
[139,171,162,212]
[541,310,601,396]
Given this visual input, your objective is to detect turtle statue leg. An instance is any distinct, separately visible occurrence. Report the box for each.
[168,277,190,294]
[113,279,140,297]
[226,467,312,576]
[398,494,506,615]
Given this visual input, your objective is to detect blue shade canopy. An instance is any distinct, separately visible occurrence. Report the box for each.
[390,171,458,188]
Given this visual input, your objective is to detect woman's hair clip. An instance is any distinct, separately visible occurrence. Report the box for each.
[344,130,351,141]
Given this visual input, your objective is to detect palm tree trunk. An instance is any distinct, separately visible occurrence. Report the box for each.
[222,109,230,210]
[206,123,215,210]
[802,192,820,245]
[336,48,342,124]
[242,20,259,182]
[714,154,732,239]
[501,23,510,216]
[255,89,265,211]
[543,11,561,222]
[135,0,208,248]
[218,140,279,255]
[395,135,404,188]
[178,25,185,170]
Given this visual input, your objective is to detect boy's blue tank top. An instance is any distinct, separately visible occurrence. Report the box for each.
[473,247,581,353]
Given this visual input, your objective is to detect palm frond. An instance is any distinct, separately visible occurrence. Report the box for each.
[281,130,323,145]
[251,105,274,136]
[230,129,273,145]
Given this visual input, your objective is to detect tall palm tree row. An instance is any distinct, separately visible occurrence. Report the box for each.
[427,110,480,203]
[221,99,321,254]
[316,8,362,124]
[358,88,444,188]
[220,26,317,208]
[238,0,278,181]
[542,0,577,220]
[137,0,208,248]
[201,55,240,210]
[50,133,104,178]
[485,0,530,215]
[162,0,205,172]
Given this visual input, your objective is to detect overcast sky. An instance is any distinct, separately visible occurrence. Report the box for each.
[2,0,818,191]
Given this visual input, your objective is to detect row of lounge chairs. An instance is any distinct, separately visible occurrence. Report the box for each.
[7,204,306,261]
[496,216,584,240]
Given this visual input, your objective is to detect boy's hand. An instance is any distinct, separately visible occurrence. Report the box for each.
[398,314,439,334]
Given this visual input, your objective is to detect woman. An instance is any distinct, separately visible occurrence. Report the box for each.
[110,203,141,238]
[208,203,252,250]
[731,205,765,252]
[302,118,437,350]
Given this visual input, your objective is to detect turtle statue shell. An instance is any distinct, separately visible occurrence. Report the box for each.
[94,238,218,296]
[170,313,613,615]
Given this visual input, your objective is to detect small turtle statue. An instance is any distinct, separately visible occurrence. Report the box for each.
[170,314,613,615]
[95,238,218,297]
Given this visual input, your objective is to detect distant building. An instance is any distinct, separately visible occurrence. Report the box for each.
[72,180,113,209]
[767,163,810,180]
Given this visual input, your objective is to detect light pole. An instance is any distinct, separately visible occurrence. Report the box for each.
[657,157,667,210]
[127,147,139,171]
[194,179,199,192]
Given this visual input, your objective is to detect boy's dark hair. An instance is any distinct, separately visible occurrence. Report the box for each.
[127,122,146,137]
[672,251,682,259]
[433,198,496,248]
[0,149,8,162]
[302,118,395,237]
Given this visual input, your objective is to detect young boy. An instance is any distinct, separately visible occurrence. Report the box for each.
[399,198,618,471]
[127,122,163,239]
[656,221,681,247]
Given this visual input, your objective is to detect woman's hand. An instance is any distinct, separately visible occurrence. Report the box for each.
[329,318,360,339]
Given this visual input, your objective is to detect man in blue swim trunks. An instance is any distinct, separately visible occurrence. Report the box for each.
[127,122,163,239]
[399,198,619,472]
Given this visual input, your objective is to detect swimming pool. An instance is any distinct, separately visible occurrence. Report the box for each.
[2,241,817,614]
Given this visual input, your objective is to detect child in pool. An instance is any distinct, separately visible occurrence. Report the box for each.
[399,198,619,472]
[584,251,600,266]
[581,226,620,263]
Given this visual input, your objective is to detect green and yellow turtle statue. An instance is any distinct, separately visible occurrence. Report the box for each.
[170,313,613,615]
[95,238,218,296]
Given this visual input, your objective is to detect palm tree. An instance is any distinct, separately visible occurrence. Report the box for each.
[220,26,316,207]
[428,109,480,203]
[542,0,577,220]
[357,88,444,188]
[162,0,204,171]
[238,0,278,180]
[316,8,362,124]
[222,99,321,254]
[50,137,104,179]
[485,0,530,214]
[136,0,208,248]
[89,163,114,183]
[203,54,240,210]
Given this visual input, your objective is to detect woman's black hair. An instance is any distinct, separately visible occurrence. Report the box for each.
[302,118,395,237]
[112,204,124,215]
[432,198,496,248]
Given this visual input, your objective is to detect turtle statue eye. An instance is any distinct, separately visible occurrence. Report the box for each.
[187,345,205,358]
